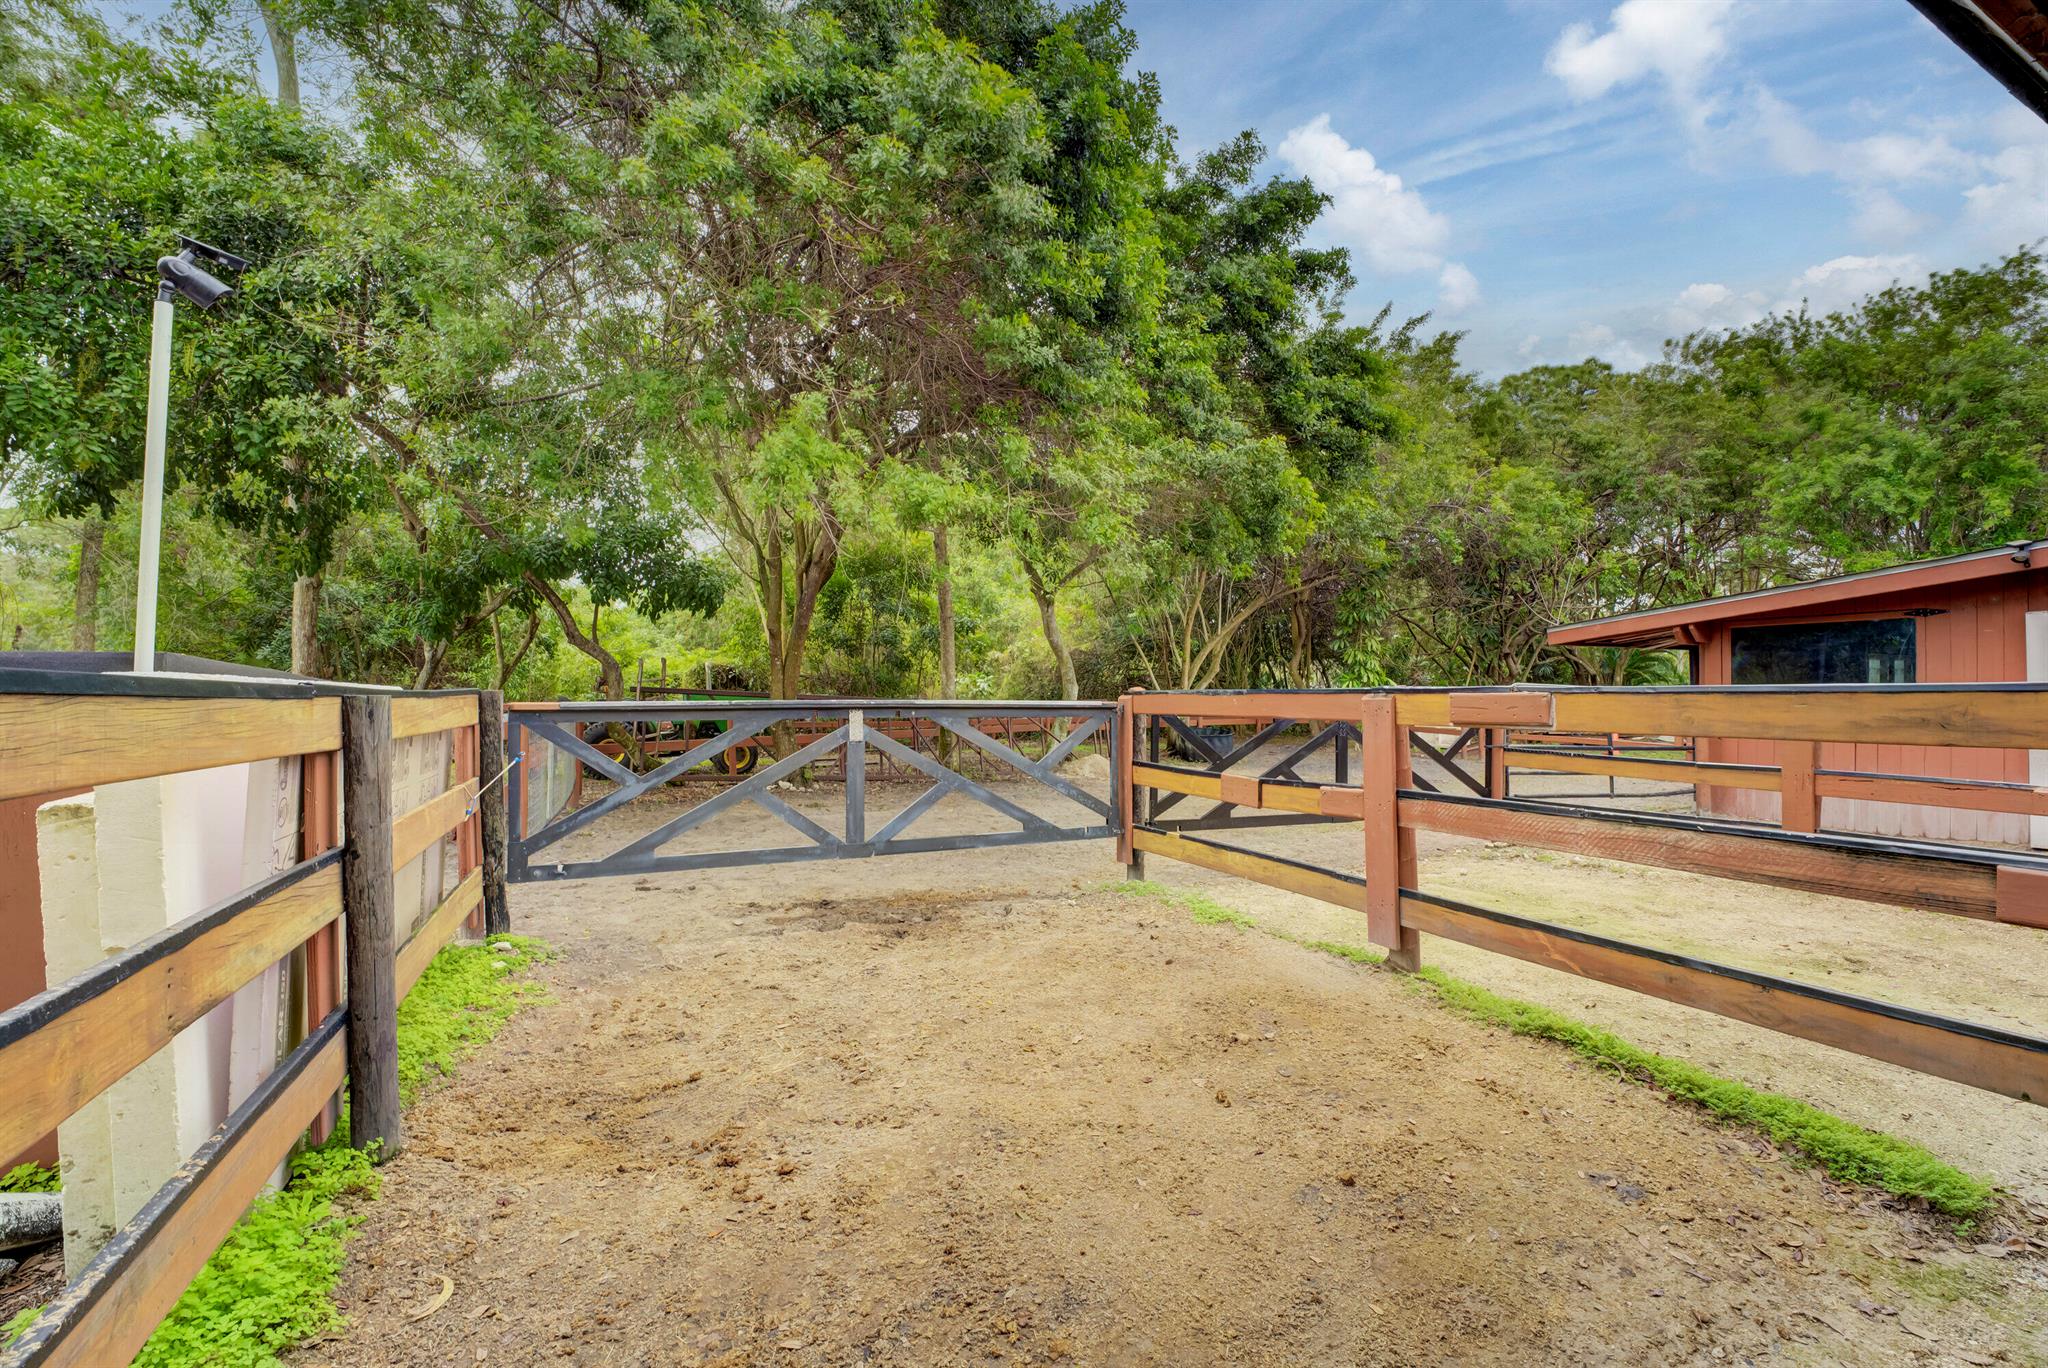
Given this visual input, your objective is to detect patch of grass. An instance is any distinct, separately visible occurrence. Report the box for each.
[1406,966,1995,1221]
[1110,880,1997,1222]
[0,1162,59,1194]
[395,935,554,1105]
[4,1307,39,1345]
[44,934,555,1367]
[133,1143,380,1367]
[1104,879,1254,929]
[1300,938,1382,966]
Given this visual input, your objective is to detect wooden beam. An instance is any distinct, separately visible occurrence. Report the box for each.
[340,695,403,1160]
[1400,795,1999,919]
[1816,772,2048,818]
[395,869,485,999]
[1506,749,1781,791]
[1133,763,1343,818]
[1448,691,1552,727]
[1131,828,1367,913]
[1996,866,2048,930]
[1551,687,2048,749]
[1779,741,1821,833]
[0,695,338,802]
[7,1015,346,1367]
[1399,892,2047,1105]
[1134,763,1221,800]
[478,691,512,937]
[391,692,478,740]
[390,779,477,873]
[0,858,339,1167]
[1361,697,1421,970]
[1116,697,1136,871]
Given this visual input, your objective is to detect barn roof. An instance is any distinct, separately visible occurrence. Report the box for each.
[1547,538,2048,649]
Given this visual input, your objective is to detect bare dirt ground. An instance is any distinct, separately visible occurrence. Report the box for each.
[303,770,2048,1366]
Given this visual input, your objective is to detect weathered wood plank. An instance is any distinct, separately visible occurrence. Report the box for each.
[1448,691,1552,727]
[340,695,403,1160]
[1116,698,1138,874]
[390,692,478,740]
[1399,893,2047,1104]
[1780,741,1821,833]
[1551,687,2048,749]
[1816,772,2048,817]
[7,1015,347,1367]
[1361,698,1421,970]
[0,859,339,1166]
[394,868,485,999]
[1507,749,1781,791]
[391,779,477,873]
[1131,828,1367,912]
[0,695,338,801]
[1400,795,1999,919]
[1996,866,2048,929]
[478,691,512,937]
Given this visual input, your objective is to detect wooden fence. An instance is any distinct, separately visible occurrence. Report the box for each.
[0,671,511,1367]
[1117,684,2048,1106]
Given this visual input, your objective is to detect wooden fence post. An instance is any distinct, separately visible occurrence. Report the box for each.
[1361,695,1422,972]
[1484,726,1509,800]
[1779,739,1822,833]
[846,708,867,849]
[299,749,342,1143]
[1118,693,1144,880]
[340,694,404,1159]
[478,690,512,936]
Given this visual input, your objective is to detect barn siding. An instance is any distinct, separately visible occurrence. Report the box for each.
[1695,567,2048,846]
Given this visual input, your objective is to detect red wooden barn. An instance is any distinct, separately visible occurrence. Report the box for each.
[1547,539,2048,848]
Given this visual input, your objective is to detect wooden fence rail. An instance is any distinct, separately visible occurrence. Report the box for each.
[1120,684,2048,1106]
[0,673,508,1367]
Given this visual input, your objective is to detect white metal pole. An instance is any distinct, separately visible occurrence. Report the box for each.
[133,294,174,673]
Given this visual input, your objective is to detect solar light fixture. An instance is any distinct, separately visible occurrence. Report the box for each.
[133,234,250,672]
[156,235,248,309]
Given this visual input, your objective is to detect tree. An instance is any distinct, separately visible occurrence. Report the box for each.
[2,3,380,663]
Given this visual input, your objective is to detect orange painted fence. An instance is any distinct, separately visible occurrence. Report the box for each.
[1118,684,2048,1107]
[0,671,511,1367]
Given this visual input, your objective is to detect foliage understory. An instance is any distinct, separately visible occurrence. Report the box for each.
[0,1163,59,1194]
[3,937,554,1361]
[1112,881,1996,1222]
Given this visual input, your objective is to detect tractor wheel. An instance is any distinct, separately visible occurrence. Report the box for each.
[717,742,760,776]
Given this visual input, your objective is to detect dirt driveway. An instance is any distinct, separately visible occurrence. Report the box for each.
[305,777,2047,1366]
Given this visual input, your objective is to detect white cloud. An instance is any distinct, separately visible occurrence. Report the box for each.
[1437,262,1481,313]
[1964,141,2048,250]
[1277,114,1450,275]
[1665,281,1764,333]
[1547,0,1737,128]
[1849,188,1929,242]
[1567,322,1652,370]
[1772,254,1922,315]
[1751,88,1972,188]
[1517,334,1542,359]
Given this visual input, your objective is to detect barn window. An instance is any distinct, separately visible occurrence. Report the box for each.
[1730,619,1916,685]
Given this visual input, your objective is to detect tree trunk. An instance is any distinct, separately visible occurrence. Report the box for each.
[1025,567,1079,701]
[291,573,321,676]
[934,524,956,699]
[526,572,624,698]
[71,519,103,651]
[262,1,322,678]
[258,2,300,108]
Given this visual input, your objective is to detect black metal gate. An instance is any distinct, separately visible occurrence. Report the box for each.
[504,700,1120,883]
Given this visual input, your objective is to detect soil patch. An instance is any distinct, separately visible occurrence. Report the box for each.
[303,791,2048,1364]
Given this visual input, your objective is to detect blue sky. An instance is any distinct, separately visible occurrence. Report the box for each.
[1119,0,2048,375]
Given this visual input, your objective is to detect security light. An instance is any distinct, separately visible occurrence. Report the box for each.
[132,233,253,671]
[156,235,249,310]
